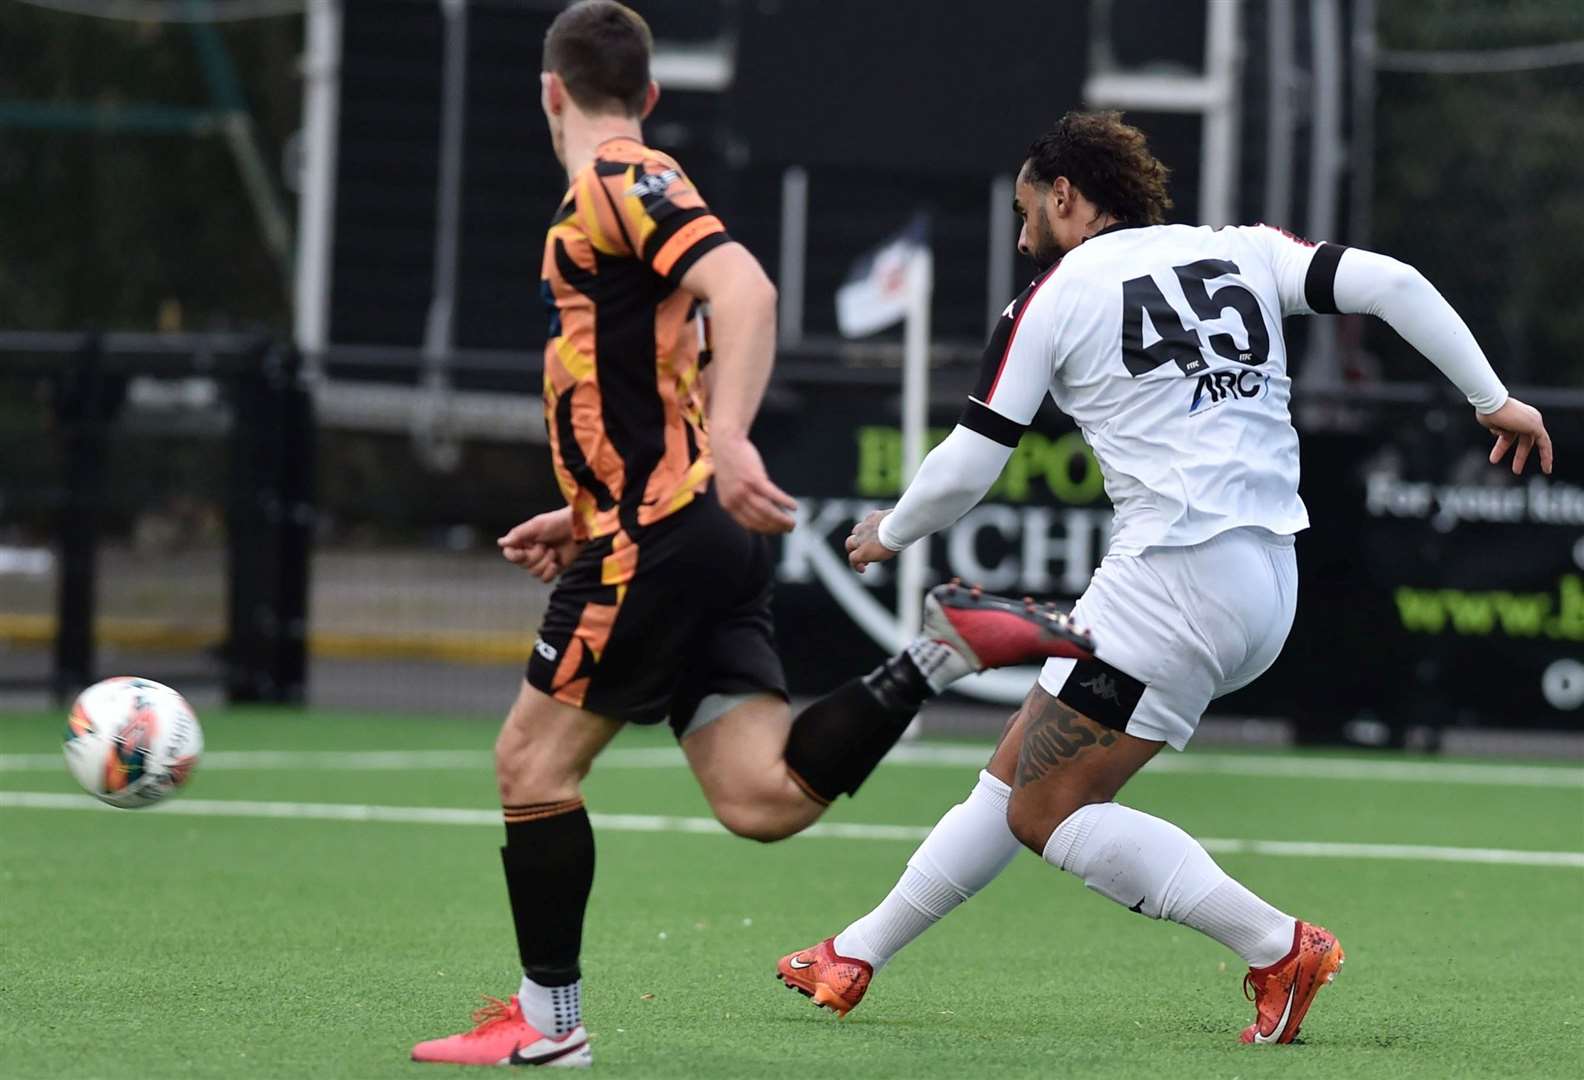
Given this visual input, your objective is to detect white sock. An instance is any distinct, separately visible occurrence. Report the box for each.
[518,973,582,1037]
[905,637,969,693]
[834,771,1020,969]
[1180,879,1298,969]
[1041,802,1296,969]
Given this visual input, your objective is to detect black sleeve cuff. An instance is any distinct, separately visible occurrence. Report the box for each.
[663,230,732,286]
[959,399,1027,448]
[642,206,711,263]
[1304,242,1349,314]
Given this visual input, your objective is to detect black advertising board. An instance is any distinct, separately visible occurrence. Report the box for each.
[759,391,1110,713]
[1254,404,1584,738]
[760,392,1584,735]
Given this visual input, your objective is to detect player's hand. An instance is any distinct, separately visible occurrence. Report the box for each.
[846,509,900,574]
[498,506,582,583]
[712,431,797,534]
[1477,397,1553,476]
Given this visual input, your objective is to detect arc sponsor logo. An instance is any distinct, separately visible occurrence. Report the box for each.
[1189,369,1268,414]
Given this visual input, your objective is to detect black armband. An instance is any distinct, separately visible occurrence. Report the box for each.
[1304,242,1349,315]
[959,399,1027,448]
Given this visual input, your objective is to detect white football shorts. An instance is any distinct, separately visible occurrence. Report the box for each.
[1038,525,1298,750]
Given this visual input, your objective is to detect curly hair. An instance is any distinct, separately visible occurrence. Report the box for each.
[1023,111,1173,225]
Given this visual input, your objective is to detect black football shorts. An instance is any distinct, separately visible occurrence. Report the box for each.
[525,487,788,736]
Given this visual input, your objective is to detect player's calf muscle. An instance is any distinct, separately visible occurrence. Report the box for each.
[711,788,816,843]
[683,697,824,842]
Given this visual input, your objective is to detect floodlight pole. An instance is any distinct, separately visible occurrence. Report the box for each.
[896,251,933,651]
[987,174,1015,334]
[1349,0,1378,247]
[293,0,343,375]
[1083,0,1244,227]
[1263,0,1297,226]
[1304,0,1345,385]
[417,0,470,472]
[778,167,808,346]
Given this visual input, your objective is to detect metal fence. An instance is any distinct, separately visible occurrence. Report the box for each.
[0,333,311,705]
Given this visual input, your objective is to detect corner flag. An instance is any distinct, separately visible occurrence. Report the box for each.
[834,215,931,339]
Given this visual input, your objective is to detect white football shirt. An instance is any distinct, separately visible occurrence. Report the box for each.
[961,223,1339,556]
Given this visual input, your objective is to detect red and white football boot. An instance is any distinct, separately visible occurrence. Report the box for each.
[411,995,591,1067]
[921,580,1095,677]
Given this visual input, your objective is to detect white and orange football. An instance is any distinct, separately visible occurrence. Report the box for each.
[62,677,203,809]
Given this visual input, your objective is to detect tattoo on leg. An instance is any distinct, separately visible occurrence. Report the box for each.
[1014,693,1117,788]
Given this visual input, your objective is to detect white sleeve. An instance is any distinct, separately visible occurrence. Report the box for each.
[877,426,1013,551]
[959,268,1062,445]
[1244,225,1332,316]
[876,270,1063,551]
[1330,247,1508,414]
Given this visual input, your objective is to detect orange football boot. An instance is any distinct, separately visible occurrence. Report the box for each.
[776,938,873,1017]
[411,995,591,1067]
[1240,921,1345,1045]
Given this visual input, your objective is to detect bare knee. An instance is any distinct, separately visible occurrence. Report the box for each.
[1006,787,1104,855]
[1005,790,1056,853]
[492,685,614,806]
[494,728,580,806]
[682,695,814,842]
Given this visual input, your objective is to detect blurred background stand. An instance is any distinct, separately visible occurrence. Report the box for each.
[2,0,1581,750]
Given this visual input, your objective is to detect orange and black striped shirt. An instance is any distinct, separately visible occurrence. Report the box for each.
[541,136,730,543]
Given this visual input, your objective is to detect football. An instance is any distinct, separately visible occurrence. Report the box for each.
[62,677,204,809]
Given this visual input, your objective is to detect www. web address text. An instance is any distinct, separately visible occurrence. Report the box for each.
[1396,574,1584,640]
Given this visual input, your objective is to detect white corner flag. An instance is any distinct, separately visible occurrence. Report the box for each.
[835,216,931,339]
[832,216,935,700]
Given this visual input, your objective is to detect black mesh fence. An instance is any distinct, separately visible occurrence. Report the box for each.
[0,335,310,706]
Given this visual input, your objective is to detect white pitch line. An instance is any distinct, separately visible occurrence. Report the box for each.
[1143,753,1584,789]
[0,749,497,772]
[1,791,1580,868]
[1,745,1580,788]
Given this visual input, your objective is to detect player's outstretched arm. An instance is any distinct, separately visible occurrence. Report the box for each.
[679,242,798,534]
[849,271,1059,572]
[847,426,1014,572]
[1328,247,1553,474]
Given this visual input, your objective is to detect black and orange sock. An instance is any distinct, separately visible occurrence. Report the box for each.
[500,797,595,988]
[783,653,935,804]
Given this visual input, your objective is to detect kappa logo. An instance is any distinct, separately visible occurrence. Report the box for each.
[534,639,559,663]
[626,169,679,201]
[1079,673,1121,704]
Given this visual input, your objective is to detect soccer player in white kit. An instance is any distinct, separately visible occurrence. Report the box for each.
[775,111,1554,1044]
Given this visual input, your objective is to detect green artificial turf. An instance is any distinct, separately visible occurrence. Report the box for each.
[2,707,1581,1079]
